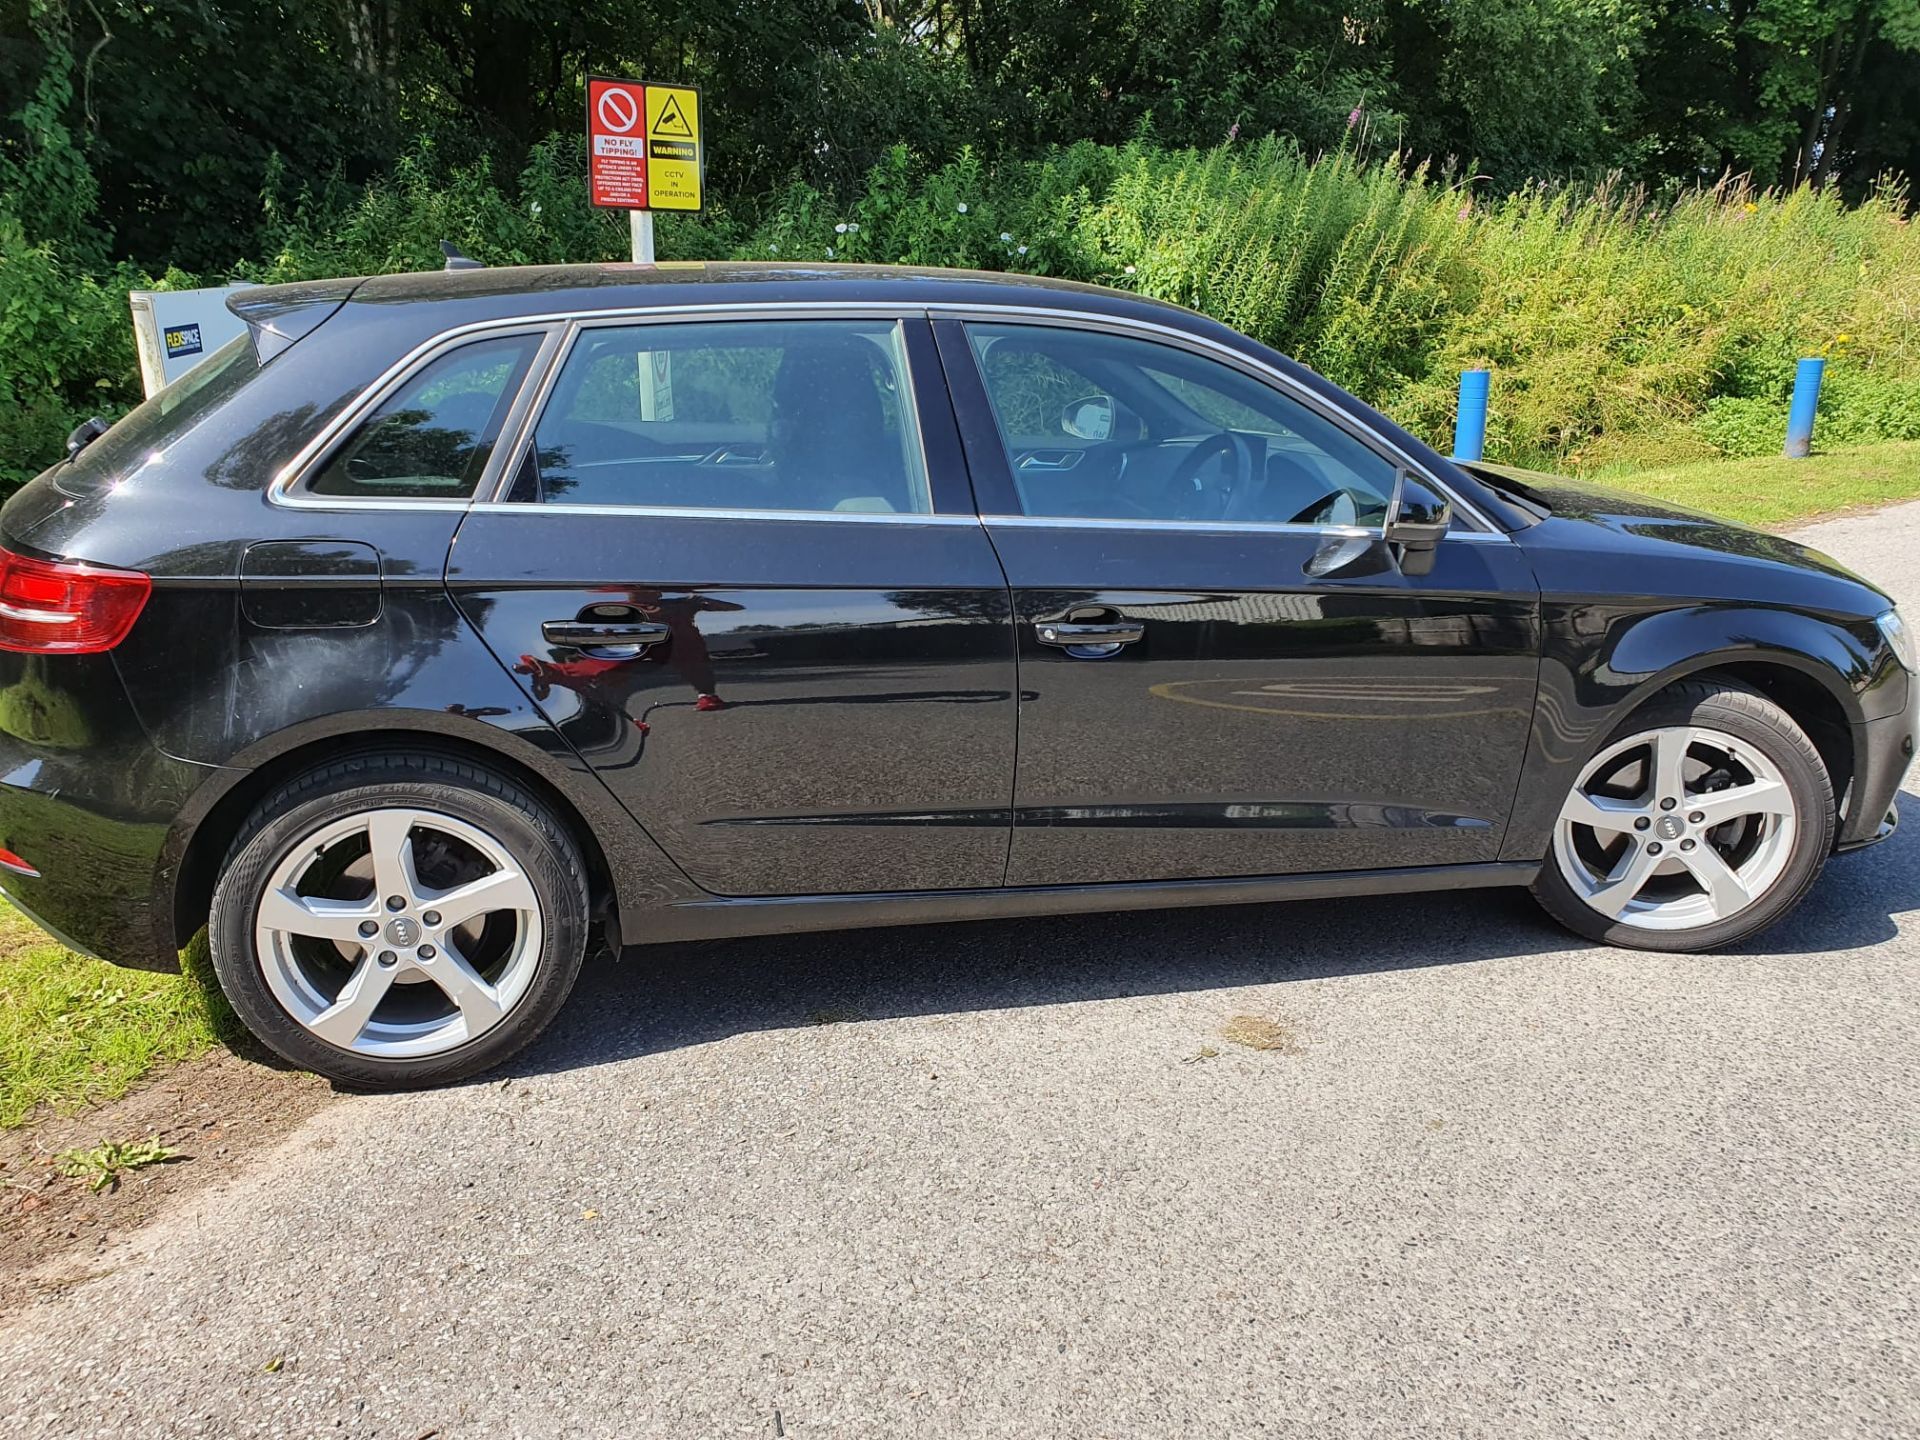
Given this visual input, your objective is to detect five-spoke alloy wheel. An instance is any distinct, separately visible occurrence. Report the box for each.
[210,754,589,1088]
[1533,680,1834,951]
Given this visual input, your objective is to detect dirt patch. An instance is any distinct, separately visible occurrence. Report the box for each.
[1219,1012,1307,1054]
[0,1049,333,1315]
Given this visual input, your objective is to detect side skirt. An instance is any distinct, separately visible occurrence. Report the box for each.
[637,860,1542,945]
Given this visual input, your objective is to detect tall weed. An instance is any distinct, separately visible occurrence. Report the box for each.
[4,137,1916,489]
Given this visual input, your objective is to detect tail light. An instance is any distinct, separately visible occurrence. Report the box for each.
[0,548,151,654]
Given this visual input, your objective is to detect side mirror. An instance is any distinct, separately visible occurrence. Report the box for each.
[65,415,110,460]
[1060,394,1115,441]
[1384,473,1451,576]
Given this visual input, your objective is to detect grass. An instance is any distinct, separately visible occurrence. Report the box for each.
[1602,440,1920,528]
[0,901,218,1129]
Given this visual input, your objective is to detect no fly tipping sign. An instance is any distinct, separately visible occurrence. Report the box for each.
[587,76,703,212]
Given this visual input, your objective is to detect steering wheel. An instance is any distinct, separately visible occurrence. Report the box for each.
[1164,433,1242,520]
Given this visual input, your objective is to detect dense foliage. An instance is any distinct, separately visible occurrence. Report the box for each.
[4,0,1917,274]
[1,0,1917,491]
[4,132,1915,491]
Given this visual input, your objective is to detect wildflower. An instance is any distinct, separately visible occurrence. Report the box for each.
[1000,232,1013,243]
[1228,122,1240,142]
[1124,264,1137,275]
[1018,245,1028,255]
[768,242,779,253]
[1348,107,1362,130]
[826,246,834,258]
[847,223,859,233]
[1743,202,1758,214]
[957,202,969,213]
[1836,333,1853,344]
[835,223,848,234]
[529,200,543,218]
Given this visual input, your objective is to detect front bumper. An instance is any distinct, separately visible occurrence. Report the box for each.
[1837,674,1917,852]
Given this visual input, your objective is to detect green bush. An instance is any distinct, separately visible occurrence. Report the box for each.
[1697,396,1791,457]
[4,135,1918,493]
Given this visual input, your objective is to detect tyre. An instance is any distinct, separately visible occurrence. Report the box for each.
[1531,679,1834,952]
[208,752,590,1089]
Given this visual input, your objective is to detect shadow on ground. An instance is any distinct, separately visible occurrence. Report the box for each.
[501,793,1915,1081]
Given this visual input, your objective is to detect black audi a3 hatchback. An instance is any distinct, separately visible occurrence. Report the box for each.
[0,263,1911,1087]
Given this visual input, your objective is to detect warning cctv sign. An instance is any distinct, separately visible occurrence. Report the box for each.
[587,76,703,212]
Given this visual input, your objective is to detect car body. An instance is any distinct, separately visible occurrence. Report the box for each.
[0,263,1911,1085]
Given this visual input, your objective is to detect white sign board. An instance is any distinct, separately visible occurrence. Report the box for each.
[128,286,251,398]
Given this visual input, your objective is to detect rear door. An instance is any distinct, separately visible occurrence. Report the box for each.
[936,314,1541,887]
[448,309,1017,897]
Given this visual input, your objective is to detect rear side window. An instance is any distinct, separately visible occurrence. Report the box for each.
[516,319,930,514]
[309,334,540,499]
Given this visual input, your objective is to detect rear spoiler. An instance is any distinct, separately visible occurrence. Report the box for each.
[226,277,365,364]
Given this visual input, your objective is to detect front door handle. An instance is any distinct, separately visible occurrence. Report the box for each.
[541,620,671,657]
[1035,619,1145,658]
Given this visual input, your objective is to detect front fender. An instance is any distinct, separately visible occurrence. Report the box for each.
[1499,600,1899,863]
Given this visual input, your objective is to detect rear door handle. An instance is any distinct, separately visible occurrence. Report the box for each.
[1035,620,1144,657]
[541,620,671,655]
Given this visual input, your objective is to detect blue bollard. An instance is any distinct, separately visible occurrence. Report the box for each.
[1785,357,1825,458]
[1452,368,1490,462]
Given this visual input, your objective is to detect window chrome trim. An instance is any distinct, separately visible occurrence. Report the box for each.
[265,294,1503,539]
[976,513,1507,542]
[929,302,1505,539]
[486,318,578,504]
[267,302,927,513]
[268,321,566,511]
[464,501,979,525]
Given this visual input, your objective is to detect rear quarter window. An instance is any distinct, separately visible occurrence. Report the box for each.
[306,334,541,500]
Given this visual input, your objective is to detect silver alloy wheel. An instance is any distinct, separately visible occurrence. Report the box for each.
[1553,725,1799,932]
[254,807,544,1058]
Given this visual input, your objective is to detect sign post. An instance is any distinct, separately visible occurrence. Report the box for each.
[587,76,703,264]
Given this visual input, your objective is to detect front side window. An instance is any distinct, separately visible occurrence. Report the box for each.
[519,318,931,514]
[309,334,540,499]
[966,323,1398,528]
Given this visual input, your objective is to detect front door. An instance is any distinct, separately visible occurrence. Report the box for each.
[450,313,1016,897]
[937,316,1541,887]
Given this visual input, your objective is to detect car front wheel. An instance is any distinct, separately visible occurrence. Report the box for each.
[1532,680,1835,951]
[208,753,590,1089]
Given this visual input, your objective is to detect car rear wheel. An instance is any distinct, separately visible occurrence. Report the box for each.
[208,753,590,1089]
[1531,680,1834,951]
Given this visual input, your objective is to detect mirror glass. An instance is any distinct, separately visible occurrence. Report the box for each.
[1060,394,1115,441]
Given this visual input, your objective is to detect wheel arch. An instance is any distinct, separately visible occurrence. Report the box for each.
[1604,652,1857,802]
[1504,605,1880,864]
[1695,661,1856,811]
[161,712,667,954]
[1605,606,1873,814]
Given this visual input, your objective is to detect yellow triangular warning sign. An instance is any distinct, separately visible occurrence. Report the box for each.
[652,93,693,139]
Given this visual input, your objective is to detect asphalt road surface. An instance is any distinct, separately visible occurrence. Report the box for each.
[4,504,1916,1439]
